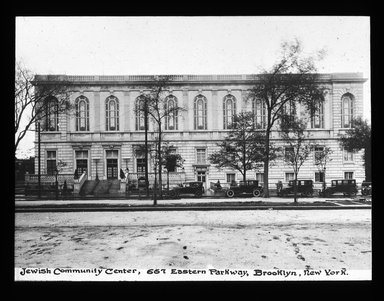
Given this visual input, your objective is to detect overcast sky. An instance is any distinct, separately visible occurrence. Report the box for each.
[15,16,370,158]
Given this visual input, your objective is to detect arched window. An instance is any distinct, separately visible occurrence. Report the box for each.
[75,96,89,131]
[252,99,266,129]
[282,99,296,124]
[223,95,237,129]
[43,97,59,131]
[135,96,147,131]
[165,95,178,130]
[194,95,207,130]
[341,93,354,128]
[105,96,119,131]
[311,99,324,128]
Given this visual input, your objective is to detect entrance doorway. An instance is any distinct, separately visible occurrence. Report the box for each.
[76,159,88,175]
[107,159,118,179]
[197,170,207,190]
[75,150,88,177]
[106,150,119,179]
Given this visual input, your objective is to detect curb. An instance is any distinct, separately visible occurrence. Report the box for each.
[15,205,371,213]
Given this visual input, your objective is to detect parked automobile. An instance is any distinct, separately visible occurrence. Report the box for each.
[168,181,205,198]
[277,180,314,197]
[361,181,372,196]
[224,180,263,198]
[322,179,358,197]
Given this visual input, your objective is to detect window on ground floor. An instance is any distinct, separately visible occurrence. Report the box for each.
[256,173,264,183]
[46,150,57,175]
[344,172,354,179]
[137,158,146,173]
[315,172,324,183]
[285,172,294,182]
[226,173,236,183]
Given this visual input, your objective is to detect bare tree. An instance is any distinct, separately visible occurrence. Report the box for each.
[135,76,186,199]
[247,39,326,197]
[14,61,73,155]
[280,116,314,203]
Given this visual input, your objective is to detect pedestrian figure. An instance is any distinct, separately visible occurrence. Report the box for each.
[215,180,222,190]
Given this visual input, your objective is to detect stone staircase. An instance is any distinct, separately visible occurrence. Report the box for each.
[93,180,112,196]
[108,179,121,195]
[79,180,99,196]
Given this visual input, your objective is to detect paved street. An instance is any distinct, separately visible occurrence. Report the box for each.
[15,209,371,271]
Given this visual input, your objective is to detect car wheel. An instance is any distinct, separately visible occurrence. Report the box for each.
[226,190,235,198]
[168,190,176,198]
[252,189,260,197]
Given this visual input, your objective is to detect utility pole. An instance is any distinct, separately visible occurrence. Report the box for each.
[37,121,41,199]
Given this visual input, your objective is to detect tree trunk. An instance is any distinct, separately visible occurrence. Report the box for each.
[158,127,163,198]
[144,107,149,197]
[293,171,298,203]
[365,146,371,181]
[167,171,170,191]
[263,128,271,198]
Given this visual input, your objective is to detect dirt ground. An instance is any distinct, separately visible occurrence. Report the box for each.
[15,209,371,271]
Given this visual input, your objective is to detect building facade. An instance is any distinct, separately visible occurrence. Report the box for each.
[32,73,367,191]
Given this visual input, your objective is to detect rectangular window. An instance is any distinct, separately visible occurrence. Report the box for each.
[137,158,146,173]
[285,172,294,182]
[75,150,88,174]
[343,149,354,162]
[256,173,264,183]
[106,150,118,158]
[226,173,236,183]
[285,147,294,161]
[46,151,57,175]
[311,102,324,128]
[315,172,324,182]
[314,146,324,164]
[344,172,354,179]
[196,148,206,164]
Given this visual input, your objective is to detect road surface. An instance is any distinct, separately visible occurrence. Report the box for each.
[15,209,371,272]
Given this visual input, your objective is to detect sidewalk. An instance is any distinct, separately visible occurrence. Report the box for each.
[15,195,372,211]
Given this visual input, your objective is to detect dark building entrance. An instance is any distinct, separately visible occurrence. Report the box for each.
[107,159,118,179]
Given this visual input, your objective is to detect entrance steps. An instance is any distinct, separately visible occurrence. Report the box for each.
[93,180,112,195]
[108,179,121,195]
[80,180,99,196]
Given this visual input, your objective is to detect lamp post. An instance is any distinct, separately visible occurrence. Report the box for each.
[94,158,100,181]
[323,167,327,193]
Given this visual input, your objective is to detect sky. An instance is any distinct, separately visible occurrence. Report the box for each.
[15,16,371,158]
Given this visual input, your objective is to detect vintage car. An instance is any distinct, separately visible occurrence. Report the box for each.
[224,180,263,198]
[361,181,372,196]
[277,180,314,197]
[322,179,358,197]
[168,181,205,198]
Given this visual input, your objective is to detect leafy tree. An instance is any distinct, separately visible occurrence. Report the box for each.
[14,61,73,155]
[339,117,371,181]
[209,112,266,183]
[280,117,314,203]
[247,39,326,197]
[135,76,185,198]
[162,145,184,190]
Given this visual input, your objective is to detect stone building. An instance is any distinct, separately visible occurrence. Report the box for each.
[30,73,367,193]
